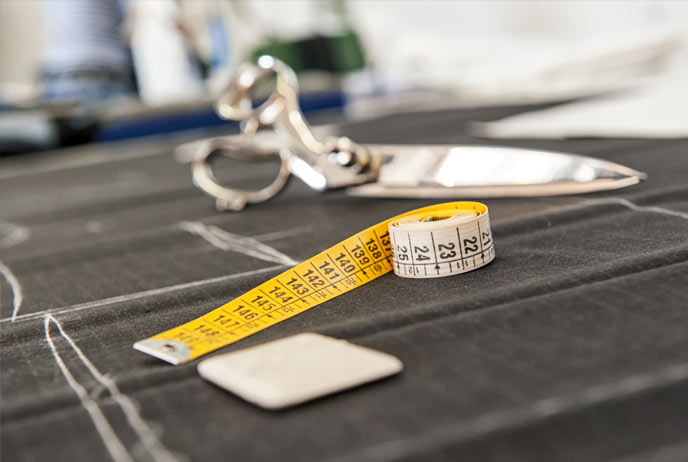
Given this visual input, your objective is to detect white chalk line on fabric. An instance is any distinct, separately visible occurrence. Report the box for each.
[0,260,24,322]
[47,315,181,462]
[508,197,688,225]
[44,315,135,462]
[178,221,300,266]
[2,265,284,325]
[329,360,688,462]
[0,222,30,248]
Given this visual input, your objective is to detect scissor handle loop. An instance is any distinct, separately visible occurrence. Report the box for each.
[195,56,372,211]
[191,137,291,211]
[215,56,300,132]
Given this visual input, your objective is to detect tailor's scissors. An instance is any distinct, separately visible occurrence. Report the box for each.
[187,56,646,211]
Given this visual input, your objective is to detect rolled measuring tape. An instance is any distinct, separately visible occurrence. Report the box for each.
[389,208,493,278]
[134,202,494,364]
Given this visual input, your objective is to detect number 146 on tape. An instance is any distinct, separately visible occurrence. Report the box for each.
[134,202,494,364]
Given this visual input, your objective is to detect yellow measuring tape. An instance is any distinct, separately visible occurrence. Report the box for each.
[134,202,494,364]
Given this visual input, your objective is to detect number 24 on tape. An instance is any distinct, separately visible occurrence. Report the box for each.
[134,202,494,364]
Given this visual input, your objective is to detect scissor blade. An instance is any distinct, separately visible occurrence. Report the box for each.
[349,145,646,198]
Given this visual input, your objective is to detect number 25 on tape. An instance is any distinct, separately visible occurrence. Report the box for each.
[134,202,494,364]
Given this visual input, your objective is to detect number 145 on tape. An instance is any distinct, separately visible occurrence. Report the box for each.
[134,202,494,364]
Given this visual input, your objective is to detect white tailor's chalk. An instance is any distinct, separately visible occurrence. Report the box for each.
[197,333,403,410]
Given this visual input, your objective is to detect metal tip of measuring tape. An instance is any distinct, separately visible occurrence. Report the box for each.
[133,339,191,365]
[133,202,494,364]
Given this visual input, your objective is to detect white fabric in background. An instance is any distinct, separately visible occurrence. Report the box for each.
[128,0,205,105]
[471,56,688,139]
[345,1,688,121]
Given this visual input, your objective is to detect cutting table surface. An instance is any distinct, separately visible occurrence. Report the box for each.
[2,105,687,462]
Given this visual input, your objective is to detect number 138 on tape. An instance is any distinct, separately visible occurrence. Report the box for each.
[134,202,494,364]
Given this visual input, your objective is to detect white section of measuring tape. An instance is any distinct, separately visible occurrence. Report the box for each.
[134,202,494,364]
[197,333,403,410]
[389,209,495,278]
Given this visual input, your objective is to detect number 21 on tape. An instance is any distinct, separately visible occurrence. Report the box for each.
[134,202,494,364]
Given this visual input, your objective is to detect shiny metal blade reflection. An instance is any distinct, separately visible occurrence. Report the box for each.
[349,145,646,198]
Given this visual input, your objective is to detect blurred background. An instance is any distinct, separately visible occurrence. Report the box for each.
[1,0,687,155]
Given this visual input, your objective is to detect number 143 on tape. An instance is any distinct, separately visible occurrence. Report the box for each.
[134,202,494,364]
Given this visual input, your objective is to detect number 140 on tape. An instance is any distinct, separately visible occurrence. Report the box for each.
[134,202,494,364]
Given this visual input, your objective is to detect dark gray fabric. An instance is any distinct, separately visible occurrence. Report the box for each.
[1,106,687,462]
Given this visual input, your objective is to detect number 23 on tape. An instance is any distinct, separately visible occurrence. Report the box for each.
[134,202,495,364]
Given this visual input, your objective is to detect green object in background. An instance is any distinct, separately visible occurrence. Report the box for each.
[328,29,366,72]
[254,40,305,73]
[252,29,366,74]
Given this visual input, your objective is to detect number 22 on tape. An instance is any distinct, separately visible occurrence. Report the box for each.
[134,202,494,364]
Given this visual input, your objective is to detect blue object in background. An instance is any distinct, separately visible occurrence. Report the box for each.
[208,16,232,73]
[41,0,134,103]
[96,91,346,142]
